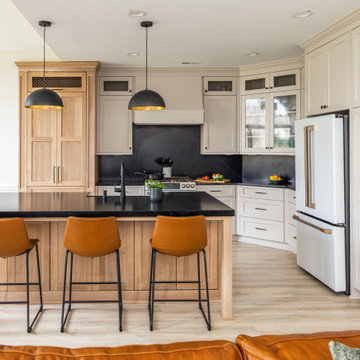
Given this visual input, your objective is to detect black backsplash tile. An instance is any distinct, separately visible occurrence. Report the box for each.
[97,125,295,183]
[242,155,295,182]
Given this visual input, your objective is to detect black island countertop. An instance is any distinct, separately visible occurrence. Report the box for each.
[0,192,234,218]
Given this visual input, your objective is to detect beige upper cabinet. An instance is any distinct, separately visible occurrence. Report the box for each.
[97,96,133,154]
[241,90,299,154]
[203,77,237,96]
[242,70,300,95]
[99,76,133,96]
[352,25,360,108]
[305,33,350,116]
[202,96,237,154]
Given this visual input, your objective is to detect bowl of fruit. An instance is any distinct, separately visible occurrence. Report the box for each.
[269,175,284,185]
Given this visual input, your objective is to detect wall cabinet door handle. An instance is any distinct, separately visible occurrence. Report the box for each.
[53,166,56,183]
[255,227,267,231]
[255,207,267,211]
[323,105,328,109]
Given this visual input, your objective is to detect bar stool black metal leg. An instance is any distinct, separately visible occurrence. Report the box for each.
[60,250,69,333]
[203,249,211,331]
[115,249,123,332]
[26,250,30,333]
[148,247,154,311]
[197,252,202,309]
[35,244,43,312]
[149,249,156,331]
[68,252,74,312]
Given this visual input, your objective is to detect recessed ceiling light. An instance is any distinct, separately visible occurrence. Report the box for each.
[128,9,147,17]
[181,61,201,65]
[126,52,140,56]
[292,10,313,19]
[245,52,260,57]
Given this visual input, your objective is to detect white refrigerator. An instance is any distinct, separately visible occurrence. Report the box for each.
[295,113,350,294]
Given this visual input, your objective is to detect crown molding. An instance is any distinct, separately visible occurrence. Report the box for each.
[15,61,100,72]
[239,56,304,76]
[299,9,360,53]
[99,66,240,77]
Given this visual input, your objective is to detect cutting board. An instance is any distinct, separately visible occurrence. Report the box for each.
[195,179,231,184]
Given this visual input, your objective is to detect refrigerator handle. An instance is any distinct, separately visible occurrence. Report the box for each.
[293,215,332,234]
[304,125,315,209]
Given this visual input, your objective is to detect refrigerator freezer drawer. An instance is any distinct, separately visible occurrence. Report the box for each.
[295,212,346,292]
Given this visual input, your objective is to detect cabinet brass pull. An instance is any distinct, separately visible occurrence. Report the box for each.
[255,191,267,195]
[323,105,328,109]
[255,227,267,231]
[53,166,56,183]
[210,190,221,193]
[58,166,61,183]
[292,215,332,234]
[255,207,267,211]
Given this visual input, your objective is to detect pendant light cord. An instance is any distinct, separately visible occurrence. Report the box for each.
[43,24,46,88]
[145,25,148,90]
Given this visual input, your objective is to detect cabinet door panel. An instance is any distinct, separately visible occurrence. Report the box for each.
[269,90,299,153]
[98,96,133,154]
[202,96,237,154]
[305,47,326,116]
[270,69,300,91]
[241,74,269,95]
[56,93,86,186]
[241,94,270,153]
[326,33,350,112]
[27,108,56,187]
[203,77,236,95]
[352,26,360,108]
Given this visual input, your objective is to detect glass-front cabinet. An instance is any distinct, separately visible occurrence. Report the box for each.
[241,90,300,154]
[242,69,300,95]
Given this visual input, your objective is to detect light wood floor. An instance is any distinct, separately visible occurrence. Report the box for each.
[0,242,359,347]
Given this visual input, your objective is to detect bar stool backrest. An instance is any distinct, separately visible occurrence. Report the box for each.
[152,215,207,256]
[0,218,32,257]
[64,217,120,257]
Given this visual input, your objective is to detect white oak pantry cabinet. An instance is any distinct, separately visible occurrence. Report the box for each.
[16,62,99,193]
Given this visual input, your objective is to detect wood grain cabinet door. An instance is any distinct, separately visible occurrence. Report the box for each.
[56,93,87,187]
[27,107,57,187]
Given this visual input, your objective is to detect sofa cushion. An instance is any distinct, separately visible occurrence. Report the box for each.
[0,340,242,360]
[236,330,360,360]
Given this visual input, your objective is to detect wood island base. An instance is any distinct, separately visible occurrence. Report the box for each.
[0,217,233,319]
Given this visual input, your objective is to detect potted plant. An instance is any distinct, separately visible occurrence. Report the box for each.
[146,180,165,201]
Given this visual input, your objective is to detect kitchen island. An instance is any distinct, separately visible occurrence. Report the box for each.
[0,192,234,319]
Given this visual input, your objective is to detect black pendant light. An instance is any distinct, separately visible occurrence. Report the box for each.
[128,21,165,111]
[25,21,63,110]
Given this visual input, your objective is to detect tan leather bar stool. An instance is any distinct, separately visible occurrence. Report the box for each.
[60,216,122,332]
[148,215,211,331]
[0,218,43,332]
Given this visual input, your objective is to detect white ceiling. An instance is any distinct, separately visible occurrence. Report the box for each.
[10,0,360,67]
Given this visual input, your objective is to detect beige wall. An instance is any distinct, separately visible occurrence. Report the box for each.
[0,50,58,190]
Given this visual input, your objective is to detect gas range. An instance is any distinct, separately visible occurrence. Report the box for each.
[145,176,196,192]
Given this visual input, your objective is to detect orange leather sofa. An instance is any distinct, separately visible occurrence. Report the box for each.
[1,330,360,359]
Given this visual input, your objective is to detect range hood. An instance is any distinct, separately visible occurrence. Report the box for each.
[133,76,204,125]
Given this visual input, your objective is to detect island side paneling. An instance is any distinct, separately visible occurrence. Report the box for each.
[0,219,222,303]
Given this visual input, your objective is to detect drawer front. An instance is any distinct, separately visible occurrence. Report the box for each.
[96,185,144,196]
[238,186,284,201]
[238,197,284,221]
[196,185,236,197]
[239,217,284,243]
[285,189,296,204]
[287,202,297,226]
[286,224,297,248]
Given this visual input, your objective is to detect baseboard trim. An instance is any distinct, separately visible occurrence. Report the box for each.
[238,235,296,253]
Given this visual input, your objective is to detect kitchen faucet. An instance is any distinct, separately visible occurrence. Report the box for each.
[114,161,126,203]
